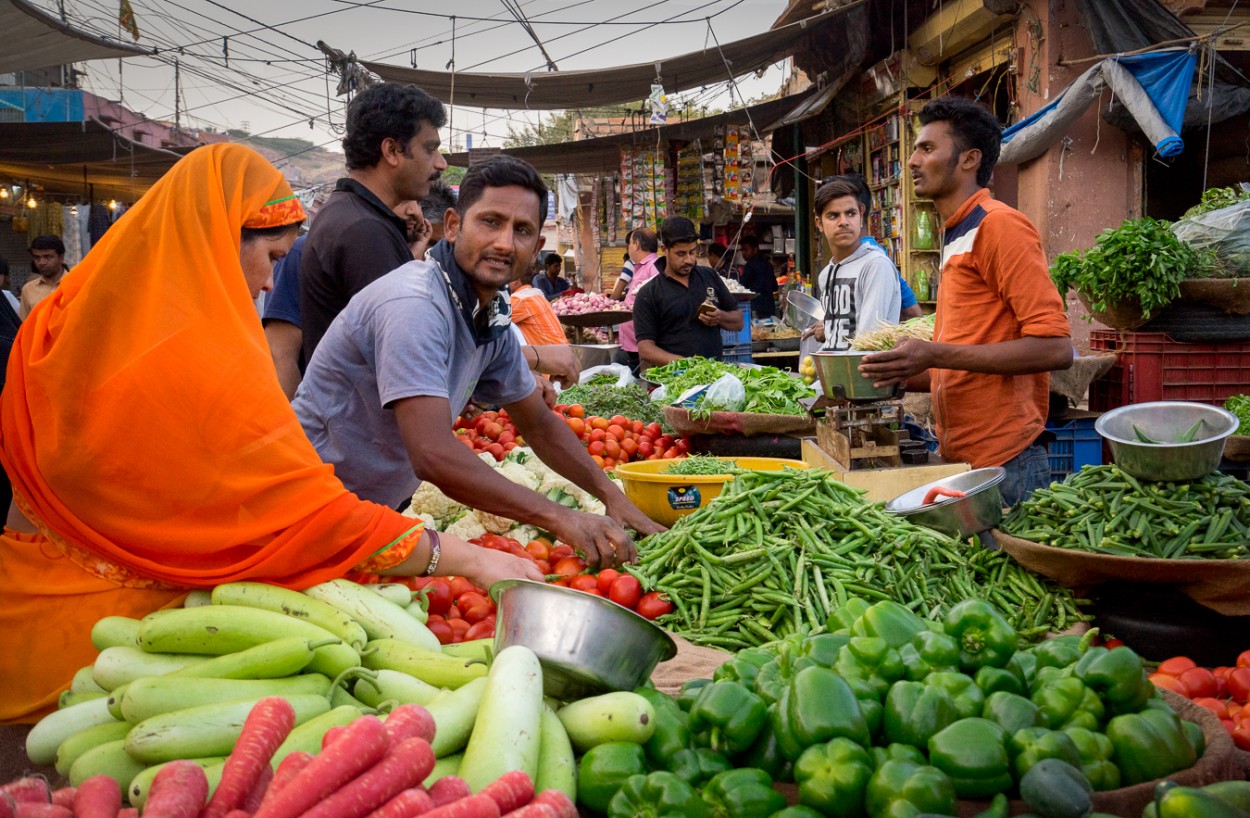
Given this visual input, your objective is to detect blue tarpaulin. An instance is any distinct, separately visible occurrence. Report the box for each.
[1114,49,1197,155]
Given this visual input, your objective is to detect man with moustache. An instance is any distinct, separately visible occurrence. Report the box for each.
[300,82,448,360]
[858,97,1072,505]
[633,217,742,369]
[295,156,661,569]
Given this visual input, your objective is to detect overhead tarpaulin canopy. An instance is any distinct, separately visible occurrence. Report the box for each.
[0,120,195,199]
[0,0,154,73]
[1001,49,1197,165]
[358,3,862,110]
[441,86,825,174]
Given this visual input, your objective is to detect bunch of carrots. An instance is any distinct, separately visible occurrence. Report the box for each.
[0,697,574,818]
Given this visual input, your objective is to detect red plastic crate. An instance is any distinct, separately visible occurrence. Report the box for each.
[1089,330,1250,411]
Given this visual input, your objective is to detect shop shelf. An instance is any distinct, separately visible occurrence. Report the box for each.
[1046,416,1102,482]
[1089,330,1250,411]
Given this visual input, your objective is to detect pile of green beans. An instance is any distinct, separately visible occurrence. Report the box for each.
[665,456,735,476]
[1002,464,1250,559]
[628,468,1088,650]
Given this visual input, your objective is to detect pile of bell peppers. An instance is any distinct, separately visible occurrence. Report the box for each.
[594,596,1209,818]
[1148,652,1250,751]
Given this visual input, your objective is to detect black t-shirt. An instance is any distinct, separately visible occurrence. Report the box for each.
[633,261,740,360]
[300,178,413,361]
[740,256,778,318]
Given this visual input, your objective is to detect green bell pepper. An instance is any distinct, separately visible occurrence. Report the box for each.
[676,678,712,712]
[608,771,708,818]
[774,666,870,760]
[633,687,690,769]
[799,633,850,668]
[972,793,1010,818]
[714,647,775,689]
[578,741,649,814]
[1008,651,1038,691]
[754,653,815,706]
[851,600,929,648]
[1183,718,1206,759]
[899,630,962,682]
[836,637,906,700]
[943,599,1018,673]
[794,737,874,818]
[975,666,1025,698]
[1032,634,1083,672]
[1031,677,1104,730]
[700,768,786,818]
[827,597,872,633]
[737,719,791,783]
[1007,726,1083,782]
[1105,707,1197,786]
[870,743,927,770]
[770,809,824,818]
[982,691,1043,735]
[843,674,884,740]
[865,759,958,818]
[1074,646,1152,716]
[925,671,986,721]
[1150,782,1250,818]
[668,747,732,788]
[883,680,958,749]
[689,680,768,755]
[927,717,1012,799]
[1062,726,1120,791]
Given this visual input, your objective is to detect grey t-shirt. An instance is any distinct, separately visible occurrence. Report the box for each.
[294,258,535,509]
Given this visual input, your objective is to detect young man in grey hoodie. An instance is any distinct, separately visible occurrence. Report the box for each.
[804,177,901,350]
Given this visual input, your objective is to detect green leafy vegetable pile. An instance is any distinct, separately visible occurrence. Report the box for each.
[1182,185,1250,219]
[1225,394,1250,436]
[557,381,665,426]
[646,357,815,417]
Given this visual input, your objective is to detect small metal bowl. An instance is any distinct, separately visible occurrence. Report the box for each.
[885,467,1007,539]
[490,579,677,700]
[811,350,901,401]
[1095,401,1239,482]
[784,290,825,332]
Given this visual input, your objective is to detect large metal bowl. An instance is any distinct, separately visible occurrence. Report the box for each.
[784,290,824,331]
[1095,401,1239,482]
[490,579,677,700]
[885,467,1006,538]
[811,350,901,401]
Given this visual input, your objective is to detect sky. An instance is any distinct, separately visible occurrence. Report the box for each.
[37,0,794,158]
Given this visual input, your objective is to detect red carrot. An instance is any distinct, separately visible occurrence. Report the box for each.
[222,811,251,818]
[0,794,14,818]
[255,750,312,814]
[477,772,533,814]
[426,778,471,809]
[383,704,436,744]
[364,787,434,818]
[320,724,348,750]
[241,762,275,814]
[922,486,966,505]
[144,759,210,818]
[529,791,575,818]
[0,779,49,804]
[118,809,139,818]
[47,790,74,811]
[202,697,296,818]
[252,715,389,818]
[418,794,500,818]
[298,737,435,818]
[74,776,121,818]
[13,805,71,818]
[499,805,555,818]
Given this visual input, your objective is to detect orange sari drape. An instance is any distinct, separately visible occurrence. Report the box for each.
[0,144,421,722]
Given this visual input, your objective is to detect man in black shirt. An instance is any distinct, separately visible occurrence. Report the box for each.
[634,217,742,368]
[738,235,778,319]
[300,83,448,361]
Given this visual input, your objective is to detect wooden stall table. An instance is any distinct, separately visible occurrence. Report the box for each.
[557,310,632,344]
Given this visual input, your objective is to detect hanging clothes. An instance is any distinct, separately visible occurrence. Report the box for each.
[61,206,82,267]
[77,204,92,257]
[88,204,112,245]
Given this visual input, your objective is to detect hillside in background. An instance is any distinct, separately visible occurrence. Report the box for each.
[228,129,345,189]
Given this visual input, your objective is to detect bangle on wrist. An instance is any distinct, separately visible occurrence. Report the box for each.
[534,346,542,370]
[422,529,442,576]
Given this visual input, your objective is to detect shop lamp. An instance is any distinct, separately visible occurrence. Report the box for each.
[108,199,119,211]
[26,196,37,209]
[0,189,8,200]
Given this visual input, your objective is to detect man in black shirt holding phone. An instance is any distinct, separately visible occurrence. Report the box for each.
[633,217,742,369]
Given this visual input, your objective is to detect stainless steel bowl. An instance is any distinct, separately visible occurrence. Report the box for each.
[1095,401,1239,482]
[811,350,901,401]
[784,290,825,332]
[490,579,677,700]
[885,467,1006,538]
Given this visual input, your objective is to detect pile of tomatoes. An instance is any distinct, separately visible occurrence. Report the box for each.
[546,557,675,621]
[1149,652,1250,750]
[453,409,523,462]
[552,405,689,470]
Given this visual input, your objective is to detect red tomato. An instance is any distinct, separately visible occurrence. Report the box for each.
[566,417,586,436]
[662,447,681,459]
[1101,637,1126,650]
[569,575,599,593]
[553,556,587,577]
[550,544,575,561]
[1192,697,1228,718]
[535,559,551,574]
[567,404,585,419]
[632,420,645,435]
[620,438,639,457]
[525,540,551,561]
[581,589,603,597]
[603,440,621,460]
[456,592,491,612]
[645,422,663,439]
[1227,667,1250,704]
[1238,650,1250,669]
[1150,672,1189,696]
[637,440,654,457]
[1233,720,1250,752]
[608,575,644,609]
[553,404,568,415]
[449,577,479,598]
[464,620,495,641]
[1157,656,1197,677]
[606,424,626,442]
[444,604,462,621]
[447,618,472,643]
[423,580,453,616]
[487,443,505,460]
[498,431,516,446]
[1178,667,1219,699]
[463,603,495,625]
[596,569,621,594]
[588,440,605,457]
[636,591,673,621]
[426,619,453,644]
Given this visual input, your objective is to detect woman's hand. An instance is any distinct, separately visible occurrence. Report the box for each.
[468,547,545,589]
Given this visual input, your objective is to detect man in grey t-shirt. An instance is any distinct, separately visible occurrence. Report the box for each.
[295,156,661,568]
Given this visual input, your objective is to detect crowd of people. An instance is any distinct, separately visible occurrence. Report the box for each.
[0,84,1071,724]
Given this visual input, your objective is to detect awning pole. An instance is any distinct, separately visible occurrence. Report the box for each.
[792,124,811,286]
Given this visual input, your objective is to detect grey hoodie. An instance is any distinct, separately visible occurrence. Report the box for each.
[817,241,902,351]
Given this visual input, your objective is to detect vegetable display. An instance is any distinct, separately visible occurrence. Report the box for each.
[850,314,936,352]
[665,456,735,476]
[629,468,1089,650]
[1182,185,1250,220]
[552,408,688,469]
[1149,652,1250,751]
[551,292,621,315]
[646,357,816,417]
[454,409,523,462]
[1223,394,1250,436]
[554,383,666,428]
[1002,465,1250,559]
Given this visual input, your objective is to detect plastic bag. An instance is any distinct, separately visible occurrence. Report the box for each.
[702,373,747,413]
[650,384,669,403]
[1173,196,1250,273]
[570,362,636,389]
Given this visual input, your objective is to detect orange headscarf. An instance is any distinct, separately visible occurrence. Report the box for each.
[0,143,419,589]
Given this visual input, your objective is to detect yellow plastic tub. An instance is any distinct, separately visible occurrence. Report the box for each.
[615,456,811,527]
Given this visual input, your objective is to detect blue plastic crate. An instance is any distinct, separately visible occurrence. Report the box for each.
[722,344,753,365]
[1047,417,1102,482]
[902,420,940,453]
[721,300,752,347]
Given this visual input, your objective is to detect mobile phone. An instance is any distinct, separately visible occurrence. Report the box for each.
[697,302,717,318]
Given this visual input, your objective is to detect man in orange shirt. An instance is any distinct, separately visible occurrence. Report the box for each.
[859,97,1073,505]
[510,265,570,346]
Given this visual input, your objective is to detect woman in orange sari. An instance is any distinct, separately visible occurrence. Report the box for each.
[0,144,540,723]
